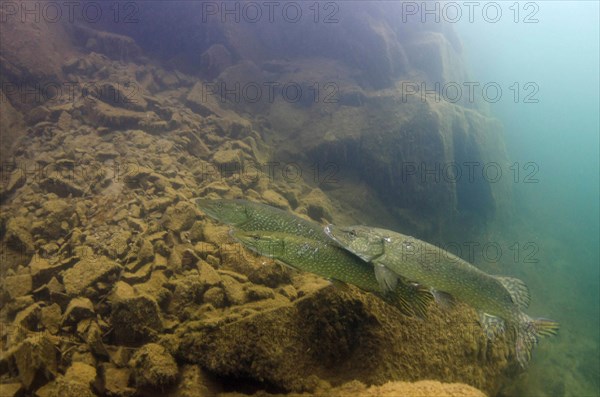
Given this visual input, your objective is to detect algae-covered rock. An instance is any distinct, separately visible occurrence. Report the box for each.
[62,256,121,297]
[162,201,197,232]
[110,281,163,346]
[11,335,58,390]
[62,297,95,326]
[3,274,33,299]
[5,217,35,254]
[129,343,178,389]
[177,285,512,395]
[101,363,136,397]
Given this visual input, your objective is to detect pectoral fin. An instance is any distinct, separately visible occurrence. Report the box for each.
[387,278,433,318]
[374,264,399,293]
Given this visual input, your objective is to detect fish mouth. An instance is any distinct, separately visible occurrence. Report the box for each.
[324,224,338,241]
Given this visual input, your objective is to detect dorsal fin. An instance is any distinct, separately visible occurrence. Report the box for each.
[496,276,530,309]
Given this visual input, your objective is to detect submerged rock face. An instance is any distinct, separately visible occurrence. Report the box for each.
[176,285,513,395]
[0,3,519,397]
[269,86,510,241]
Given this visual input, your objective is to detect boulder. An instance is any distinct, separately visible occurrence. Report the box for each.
[176,286,513,395]
[129,343,178,389]
[110,281,163,346]
[61,256,121,297]
[62,297,95,326]
[12,336,58,390]
[101,364,135,397]
[3,274,33,299]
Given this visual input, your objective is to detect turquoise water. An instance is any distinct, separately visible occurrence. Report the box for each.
[456,2,599,396]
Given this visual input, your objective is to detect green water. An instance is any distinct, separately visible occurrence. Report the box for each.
[456,2,599,396]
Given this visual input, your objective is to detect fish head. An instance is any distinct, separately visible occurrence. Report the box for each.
[324,224,385,261]
[230,230,286,258]
[195,199,250,226]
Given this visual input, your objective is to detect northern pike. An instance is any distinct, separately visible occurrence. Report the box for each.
[196,198,324,240]
[196,198,431,316]
[324,224,559,367]
[232,229,432,317]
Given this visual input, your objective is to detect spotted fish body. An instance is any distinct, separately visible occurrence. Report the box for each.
[196,198,324,239]
[325,224,559,367]
[196,199,431,317]
[231,230,431,317]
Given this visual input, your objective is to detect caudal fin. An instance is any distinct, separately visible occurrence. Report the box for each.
[516,315,559,367]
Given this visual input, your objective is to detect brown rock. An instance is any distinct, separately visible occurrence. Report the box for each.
[29,258,69,287]
[106,230,131,259]
[76,319,108,358]
[5,217,34,254]
[136,238,154,265]
[129,343,178,389]
[13,303,42,334]
[101,364,135,397]
[3,274,33,299]
[220,275,246,306]
[12,336,58,390]
[64,361,97,388]
[61,256,121,296]
[202,287,226,309]
[40,303,62,334]
[51,375,97,397]
[177,287,512,395]
[261,190,291,210]
[110,281,163,346]
[0,90,25,162]
[168,273,205,313]
[197,260,222,288]
[1,168,26,200]
[246,285,275,302]
[248,263,292,288]
[0,383,23,397]
[62,297,95,326]
[84,99,146,130]
[200,43,232,79]
[162,201,197,232]
[38,176,86,198]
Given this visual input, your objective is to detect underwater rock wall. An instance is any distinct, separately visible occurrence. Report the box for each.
[1,2,518,396]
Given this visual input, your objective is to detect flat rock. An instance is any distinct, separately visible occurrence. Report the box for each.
[62,256,121,296]
[3,274,33,299]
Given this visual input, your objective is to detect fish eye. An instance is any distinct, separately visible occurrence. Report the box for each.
[349,229,357,237]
